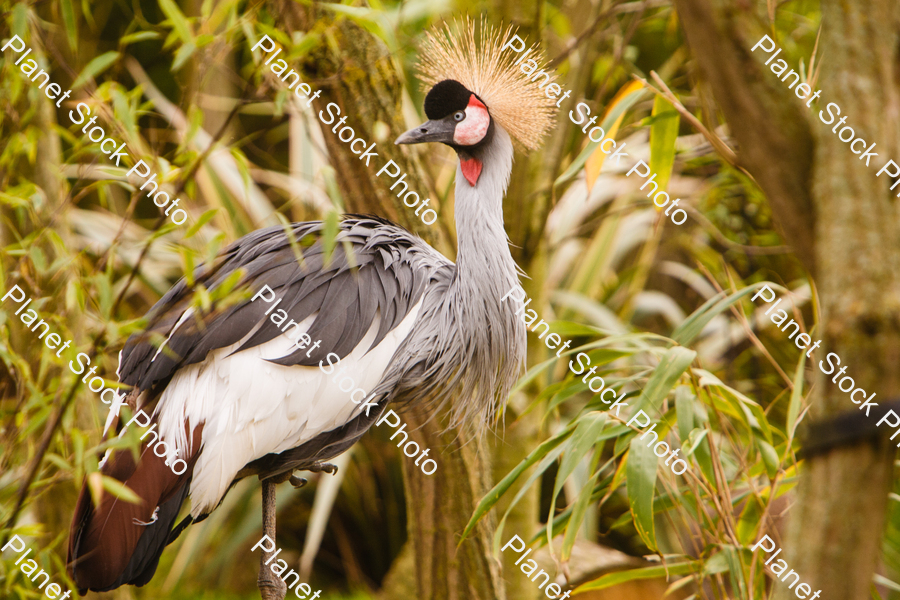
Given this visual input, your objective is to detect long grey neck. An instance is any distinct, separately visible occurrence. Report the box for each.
[452,126,519,301]
[436,124,523,432]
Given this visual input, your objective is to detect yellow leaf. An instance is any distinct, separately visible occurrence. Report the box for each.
[585,80,645,191]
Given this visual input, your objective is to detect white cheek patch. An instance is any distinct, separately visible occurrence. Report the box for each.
[453,105,490,146]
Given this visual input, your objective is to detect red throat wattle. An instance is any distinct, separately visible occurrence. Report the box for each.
[460,158,483,186]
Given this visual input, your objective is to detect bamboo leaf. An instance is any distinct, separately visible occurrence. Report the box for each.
[159,0,195,44]
[460,423,576,543]
[12,3,27,38]
[172,41,197,72]
[787,350,807,441]
[675,385,695,441]
[721,545,749,598]
[553,412,607,502]
[322,210,340,268]
[60,0,78,52]
[72,51,120,90]
[87,471,103,508]
[121,31,161,45]
[735,495,764,547]
[648,95,680,192]
[627,437,658,550]
[699,372,773,443]
[874,574,900,593]
[671,282,774,347]
[547,411,607,551]
[492,440,571,556]
[757,438,779,478]
[184,208,218,239]
[560,454,603,565]
[101,475,142,505]
[575,561,698,592]
[632,346,696,415]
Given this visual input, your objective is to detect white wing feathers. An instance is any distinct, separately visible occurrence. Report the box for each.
[146,301,422,516]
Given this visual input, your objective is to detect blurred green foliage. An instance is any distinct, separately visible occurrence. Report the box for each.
[3,0,893,599]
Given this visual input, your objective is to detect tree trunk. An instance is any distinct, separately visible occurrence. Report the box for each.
[774,1,900,597]
[401,409,507,600]
[278,1,444,247]
[673,0,900,598]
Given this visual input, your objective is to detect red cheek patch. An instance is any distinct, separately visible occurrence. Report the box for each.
[460,158,483,186]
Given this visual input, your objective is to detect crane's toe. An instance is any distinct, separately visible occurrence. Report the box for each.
[308,461,339,475]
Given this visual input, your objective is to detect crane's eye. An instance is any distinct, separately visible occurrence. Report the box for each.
[453,111,465,122]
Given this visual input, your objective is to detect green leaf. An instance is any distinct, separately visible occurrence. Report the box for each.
[648,95,680,191]
[627,436,658,550]
[575,561,698,592]
[584,80,645,190]
[60,0,78,52]
[159,0,195,44]
[702,550,732,576]
[675,385,695,441]
[71,51,120,89]
[120,31,161,45]
[172,41,197,71]
[184,208,218,239]
[721,545,748,598]
[671,282,777,347]
[687,427,716,487]
[632,346,696,415]
[757,438,779,479]
[560,453,603,565]
[551,412,607,513]
[683,428,708,456]
[735,495,764,546]
[100,475,142,505]
[12,3,28,38]
[492,440,571,556]
[698,371,773,443]
[322,210,340,267]
[787,350,807,442]
[460,423,575,543]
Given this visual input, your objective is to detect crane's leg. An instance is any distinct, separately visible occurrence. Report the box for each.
[257,479,287,600]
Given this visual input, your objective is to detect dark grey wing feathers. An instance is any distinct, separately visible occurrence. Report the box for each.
[119,217,447,389]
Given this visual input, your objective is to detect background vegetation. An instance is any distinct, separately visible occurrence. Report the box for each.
[1,0,895,599]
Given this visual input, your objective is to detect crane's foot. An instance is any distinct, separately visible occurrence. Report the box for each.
[307,461,339,476]
[289,475,308,489]
[257,572,287,600]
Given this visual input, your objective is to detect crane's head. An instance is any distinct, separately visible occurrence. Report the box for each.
[396,79,494,184]
[395,19,555,185]
[397,79,492,148]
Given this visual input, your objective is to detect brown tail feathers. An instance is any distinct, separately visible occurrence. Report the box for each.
[67,424,202,595]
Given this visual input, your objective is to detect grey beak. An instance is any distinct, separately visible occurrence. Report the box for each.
[395,119,456,145]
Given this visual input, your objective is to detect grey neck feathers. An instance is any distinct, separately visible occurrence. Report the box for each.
[445,125,526,432]
[453,126,518,300]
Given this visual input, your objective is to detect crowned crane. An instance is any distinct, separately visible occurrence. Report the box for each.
[67,22,555,599]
